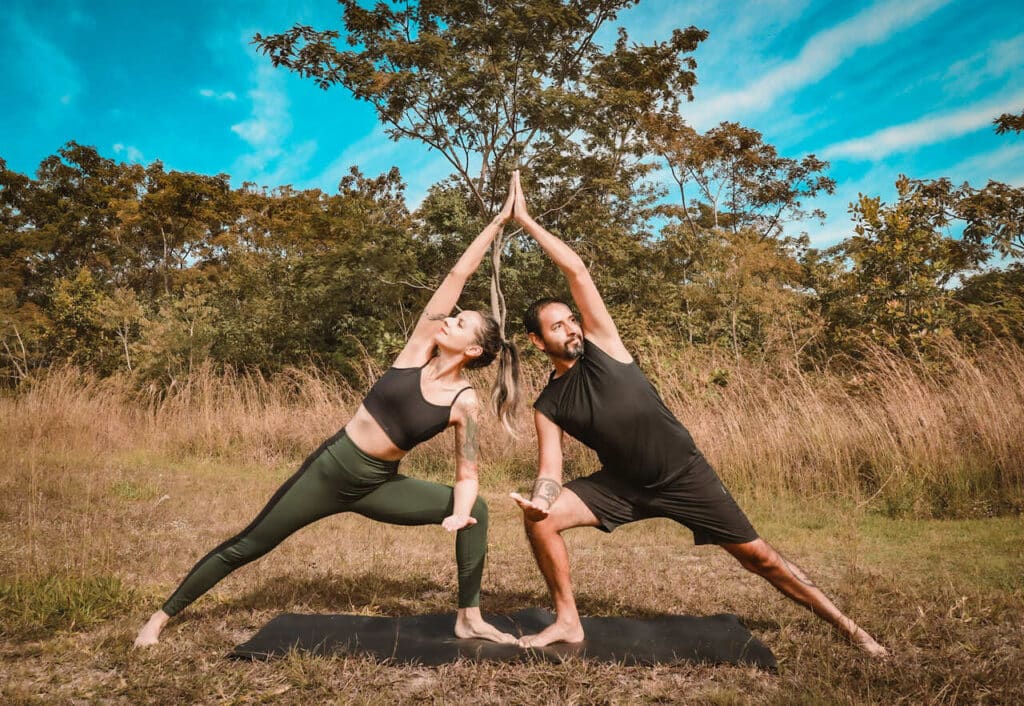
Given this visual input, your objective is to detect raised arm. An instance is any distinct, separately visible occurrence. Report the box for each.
[512,172,631,362]
[394,173,516,367]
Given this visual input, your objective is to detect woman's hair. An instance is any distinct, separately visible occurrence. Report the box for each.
[466,312,520,434]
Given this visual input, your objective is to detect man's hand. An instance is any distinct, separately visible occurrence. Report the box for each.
[510,492,551,521]
[441,514,478,532]
[512,170,532,225]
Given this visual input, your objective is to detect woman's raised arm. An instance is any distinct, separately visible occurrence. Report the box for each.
[395,172,516,365]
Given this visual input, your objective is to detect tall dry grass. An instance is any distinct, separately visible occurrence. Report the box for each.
[2,346,1023,703]
[1,342,1021,523]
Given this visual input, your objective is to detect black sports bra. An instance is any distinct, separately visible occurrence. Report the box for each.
[362,362,472,451]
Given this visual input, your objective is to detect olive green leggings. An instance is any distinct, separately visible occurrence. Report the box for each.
[162,430,487,616]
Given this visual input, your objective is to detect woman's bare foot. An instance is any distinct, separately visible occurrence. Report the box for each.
[454,607,516,644]
[517,619,585,648]
[133,610,170,647]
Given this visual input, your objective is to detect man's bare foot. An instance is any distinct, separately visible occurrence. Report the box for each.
[133,610,170,647]
[454,608,516,644]
[852,628,890,658]
[517,620,585,648]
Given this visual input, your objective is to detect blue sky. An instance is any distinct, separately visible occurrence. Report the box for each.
[2,0,1021,246]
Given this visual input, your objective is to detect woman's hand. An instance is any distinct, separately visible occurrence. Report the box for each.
[496,170,517,224]
[442,514,478,532]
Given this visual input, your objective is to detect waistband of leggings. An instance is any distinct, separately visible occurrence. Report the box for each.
[327,430,401,473]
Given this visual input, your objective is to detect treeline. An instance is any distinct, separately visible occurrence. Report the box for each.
[1,136,1020,388]
[2,0,1022,387]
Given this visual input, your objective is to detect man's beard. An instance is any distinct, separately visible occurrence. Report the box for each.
[559,338,583,360]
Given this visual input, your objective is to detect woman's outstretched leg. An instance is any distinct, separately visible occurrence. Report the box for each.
[348,473,514,644]
[135,436,348,647]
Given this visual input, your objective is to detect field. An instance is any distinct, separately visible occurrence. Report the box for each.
[2,348,1022,704]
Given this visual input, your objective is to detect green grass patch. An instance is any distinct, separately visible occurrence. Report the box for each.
[0,575,136,641]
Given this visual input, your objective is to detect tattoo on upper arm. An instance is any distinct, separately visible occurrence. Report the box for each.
[531,478,561,506]
[461,413,479,464]
[426,313,447,321]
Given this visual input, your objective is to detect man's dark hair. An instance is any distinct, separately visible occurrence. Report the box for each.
[523,297,573,337]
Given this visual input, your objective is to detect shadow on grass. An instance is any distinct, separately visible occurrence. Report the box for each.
[183,570,744,622]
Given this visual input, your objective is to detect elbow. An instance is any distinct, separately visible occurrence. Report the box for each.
[456,463,480,483]
[447,266,471,281]
[564,257,589,280]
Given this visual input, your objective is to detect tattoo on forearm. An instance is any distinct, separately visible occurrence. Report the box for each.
[461,415,479,464]
[426,313,447,321]
[531,478,561,506]
[781,555,817,589]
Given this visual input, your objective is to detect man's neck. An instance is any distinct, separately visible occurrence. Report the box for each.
[549,355,579,379]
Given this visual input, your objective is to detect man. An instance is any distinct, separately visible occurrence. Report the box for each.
[507,173,887,656]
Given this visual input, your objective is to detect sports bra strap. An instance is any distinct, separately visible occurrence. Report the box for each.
[449,386,473,407]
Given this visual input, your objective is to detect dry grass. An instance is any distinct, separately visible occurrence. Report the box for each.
[1,348,1022,703]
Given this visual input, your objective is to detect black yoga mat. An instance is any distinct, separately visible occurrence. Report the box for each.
[230,608,777,669]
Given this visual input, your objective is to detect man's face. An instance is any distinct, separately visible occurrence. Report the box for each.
[531,302,583,361]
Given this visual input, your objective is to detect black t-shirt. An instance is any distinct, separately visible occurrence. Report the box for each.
[533,338,699,489]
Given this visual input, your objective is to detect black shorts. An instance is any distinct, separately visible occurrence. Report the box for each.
[564,454,759,545]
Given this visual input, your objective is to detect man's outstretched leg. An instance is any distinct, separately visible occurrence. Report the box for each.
[518,489,601,647]
[722,538,888,657]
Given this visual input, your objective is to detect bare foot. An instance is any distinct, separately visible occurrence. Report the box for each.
[852,629,890,658]
[517,620,585,648]
[454,609,517,644]
[133,610,169,648]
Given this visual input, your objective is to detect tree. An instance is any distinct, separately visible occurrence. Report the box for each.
[993,110,1024,135]
[812,177,990,355]
[254,0,707,329]
[646,117,835,240]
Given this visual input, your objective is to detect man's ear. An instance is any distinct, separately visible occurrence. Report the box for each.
[527,332,546,352]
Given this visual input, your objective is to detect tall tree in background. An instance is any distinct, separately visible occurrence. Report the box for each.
[254,0,707,330]
[643,117,832,355]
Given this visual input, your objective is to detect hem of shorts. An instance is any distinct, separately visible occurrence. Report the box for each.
[694,531,760,546]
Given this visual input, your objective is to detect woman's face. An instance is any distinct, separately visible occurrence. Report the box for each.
[435,310,485,358]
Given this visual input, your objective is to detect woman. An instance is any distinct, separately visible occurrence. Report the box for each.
[135,175,522,646]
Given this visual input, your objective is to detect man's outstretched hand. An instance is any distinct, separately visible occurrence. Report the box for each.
[510,492,550,521]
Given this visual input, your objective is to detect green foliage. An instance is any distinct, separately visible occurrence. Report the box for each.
[812,175,1017,357]
[0,574,134,640]
[0,12,1021,386]
[954,263,1024,345]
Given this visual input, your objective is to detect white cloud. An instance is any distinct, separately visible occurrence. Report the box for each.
[942,143,1024,187]
[113,143,145,163]
[944,33,1024,94]
[231,62,292,150]
[199,88,237,101]
[229,53,312,187]
[821,88,1024,161]
[686,0,952,128]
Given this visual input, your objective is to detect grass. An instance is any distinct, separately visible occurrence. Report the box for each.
[1,349,1022,703]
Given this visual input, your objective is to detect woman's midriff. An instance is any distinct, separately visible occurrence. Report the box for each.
[343,405,407,461]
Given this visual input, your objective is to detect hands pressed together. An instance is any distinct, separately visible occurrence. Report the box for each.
[495,170,533,227]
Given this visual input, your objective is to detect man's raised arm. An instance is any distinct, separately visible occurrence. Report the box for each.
[512,173,631,362]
